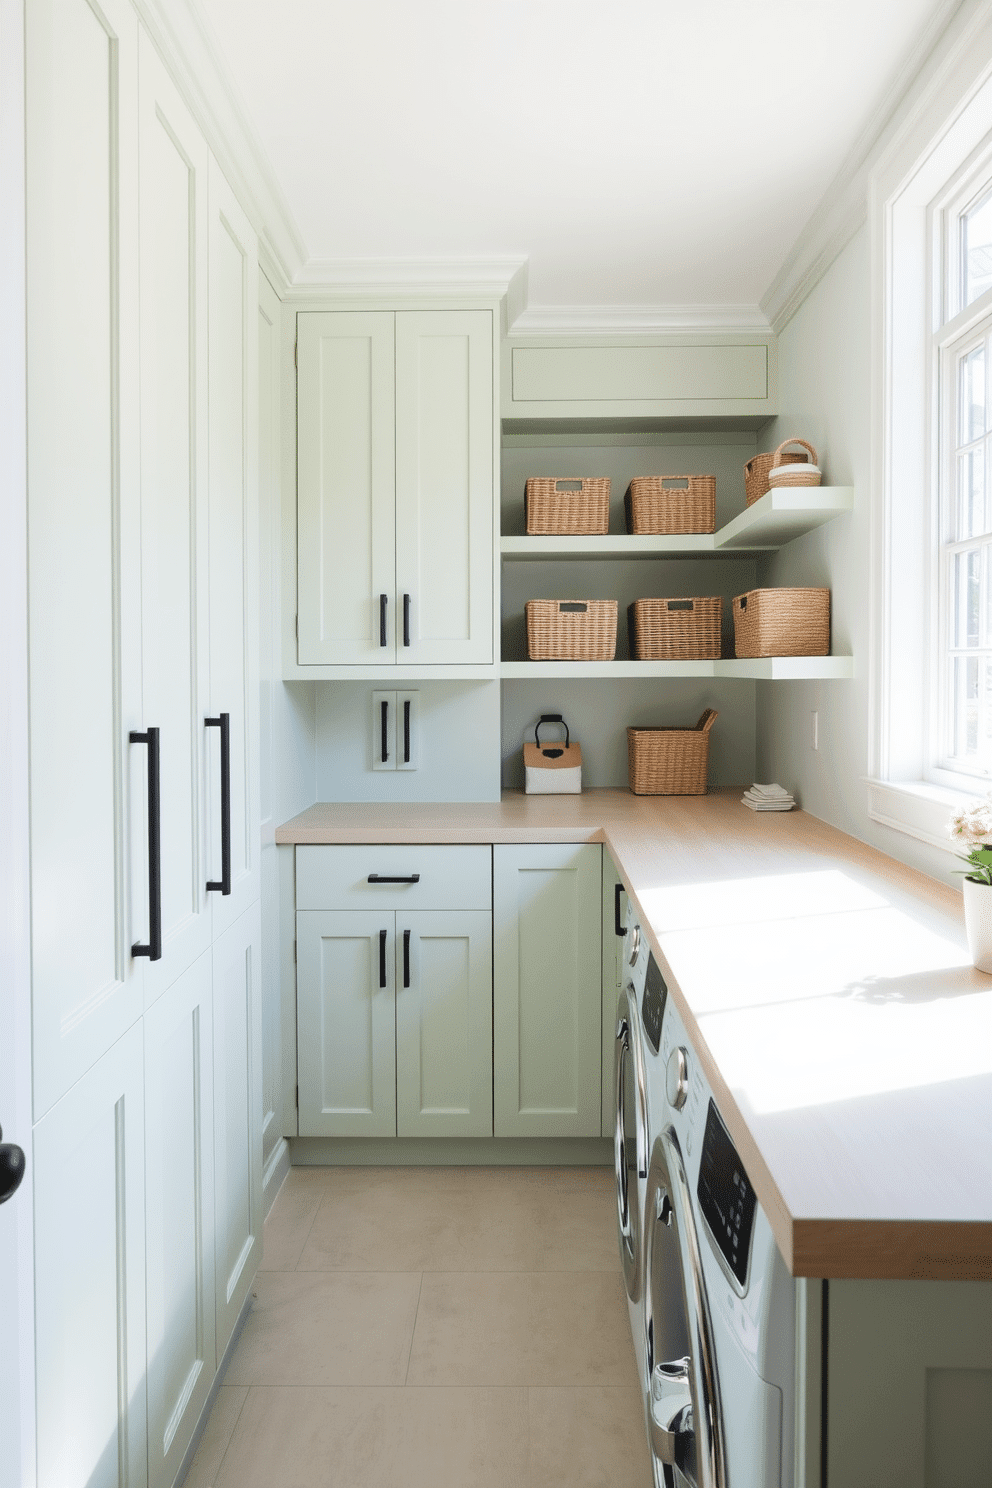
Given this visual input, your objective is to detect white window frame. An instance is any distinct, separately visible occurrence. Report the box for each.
[868,39,992,853]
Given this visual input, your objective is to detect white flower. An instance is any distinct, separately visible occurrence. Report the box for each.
[948,793,992,845]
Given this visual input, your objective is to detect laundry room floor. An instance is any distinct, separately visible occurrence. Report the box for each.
[183,1164,652,1487]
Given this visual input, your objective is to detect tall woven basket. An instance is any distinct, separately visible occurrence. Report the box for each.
[627,709,718,795]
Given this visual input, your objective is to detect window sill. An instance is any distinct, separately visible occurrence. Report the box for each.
[867,778,983,853]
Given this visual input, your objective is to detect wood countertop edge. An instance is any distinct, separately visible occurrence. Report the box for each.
[275,792,991,1281]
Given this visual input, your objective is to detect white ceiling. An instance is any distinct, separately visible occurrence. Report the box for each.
[197,0,948,313]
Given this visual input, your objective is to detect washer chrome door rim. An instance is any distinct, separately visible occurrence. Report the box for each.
[643,1126,726,1488]
[614,985,648,1304]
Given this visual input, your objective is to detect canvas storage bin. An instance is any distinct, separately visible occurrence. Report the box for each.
[627,709,718,795]
[732,588,830,657]
[526,599,618,661]
[624,475,716,534]
[627,597,722,661]
[525,477,611,535]
[523,714,582,794]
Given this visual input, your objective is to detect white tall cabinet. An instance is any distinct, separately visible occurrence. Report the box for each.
[25,5,263,1486]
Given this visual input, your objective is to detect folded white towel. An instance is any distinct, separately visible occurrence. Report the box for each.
[742,780,795,811]
[748,782,792,799]
[742,797,794,811]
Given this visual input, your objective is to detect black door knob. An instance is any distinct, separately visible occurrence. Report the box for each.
[0,1124,26,1204]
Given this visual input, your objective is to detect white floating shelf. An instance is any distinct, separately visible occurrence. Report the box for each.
[499,487,854,561]
[500,657,854,680]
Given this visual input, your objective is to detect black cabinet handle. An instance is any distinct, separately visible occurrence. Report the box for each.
[205,713,231,895]
[614,881,625,938]
[403,928,411,988]
[130,727,162,960]
[403,593,411,647]
[367,873,420,884]
[404,699,411,764]
[379,593,388,648]
[0,1124,26,1205]
[379,928,387,988]
[380,699,389,764]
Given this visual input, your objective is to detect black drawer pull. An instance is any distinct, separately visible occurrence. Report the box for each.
[130,727,162,960]
[380,699,389,764]
[379,593,388,647]
[367,873,420,884]
[614,881,625,938]
[379,928,387,988]
[403,928,411,988]
[205,713,231,894]
[403,592,411,648]
[404,699,411,763]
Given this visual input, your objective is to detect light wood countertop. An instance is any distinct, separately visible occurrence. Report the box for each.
[276,790,992,1282]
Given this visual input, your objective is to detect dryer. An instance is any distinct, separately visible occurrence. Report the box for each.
[614,905,651,1379]
[640,972,796,1488]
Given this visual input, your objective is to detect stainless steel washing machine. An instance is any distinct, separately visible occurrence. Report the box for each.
[641,986,796,1488]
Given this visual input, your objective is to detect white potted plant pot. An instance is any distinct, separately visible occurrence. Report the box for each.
[962,875,992,973]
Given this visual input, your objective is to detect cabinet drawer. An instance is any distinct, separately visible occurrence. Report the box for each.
[296,845,491,911]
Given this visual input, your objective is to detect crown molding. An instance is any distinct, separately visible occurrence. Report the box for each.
[287,255,528,305]
[507,303,771,336]
[760,0,977,332]
[135,0,307,293]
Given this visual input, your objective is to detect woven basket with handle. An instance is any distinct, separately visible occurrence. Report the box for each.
[627,709,718,795]
[526,599,618,660]
[525,477,611,535]
[744,440,810,505]
[624,475,716,534]
[627,597,722,660]
[767,438,820,489]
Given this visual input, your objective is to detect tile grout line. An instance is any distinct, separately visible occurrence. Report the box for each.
[403,1271,425,1386]
[209,1385,252,1488]
[289,1188,327,1270]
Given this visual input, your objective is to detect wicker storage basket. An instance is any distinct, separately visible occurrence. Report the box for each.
[744,440,811,505]
[627,597,722,660]
[624,475,716,534]
[525,477,611,535]
[627,709,718,795]
[526,599,618,661]
[766,438,821,489]
[733,588,830,657]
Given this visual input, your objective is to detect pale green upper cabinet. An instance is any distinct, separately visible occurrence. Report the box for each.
[296,308,495,668]
[493,843,603,1138]
[501,334,777,428]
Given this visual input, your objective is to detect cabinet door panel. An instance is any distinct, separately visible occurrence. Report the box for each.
[144,953,215,1488]
[207,159,260,934]
[297,312,396,664]
[33,1023,146,1488]
[394,310,494,665]
[297,910,396,1137]
[26,0,143,1118]
[138,34,212,1002]
[493,844,602,1137]
[212,903,262,1359]
[396,910,493,1138]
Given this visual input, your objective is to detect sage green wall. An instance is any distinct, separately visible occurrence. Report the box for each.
[754,224,955,884]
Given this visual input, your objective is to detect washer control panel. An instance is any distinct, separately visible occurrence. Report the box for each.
[697,1099,757,1291]
[640,952,667,1055]
[665,1046,689,1110]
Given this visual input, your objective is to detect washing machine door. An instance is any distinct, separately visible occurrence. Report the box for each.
[614,984,648,1304]
[643,1128,726,1488]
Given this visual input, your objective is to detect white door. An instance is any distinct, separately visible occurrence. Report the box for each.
[144,952,215,1488]
[395,910,493,1138]
[297,910,397,1137]
[33,1024,147,1488]
[26,0,143,1119]
[493,844,603,1138]
[137,33,212,1003]
[207,158,260,935]
[394,310,494,665]
[296,311,396,665]
[212,903,262,1360]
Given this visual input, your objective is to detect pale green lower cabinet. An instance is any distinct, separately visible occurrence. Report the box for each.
[297,908,493,1138]
[493,844,603,1138]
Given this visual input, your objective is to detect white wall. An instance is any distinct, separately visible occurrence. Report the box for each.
[754,225,957,885]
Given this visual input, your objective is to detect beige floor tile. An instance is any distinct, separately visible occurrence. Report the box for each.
[214,1386,529,1488]
[182,1386,247,1488]
[298,1165,620,1273]
[260,1170,325,1271]
[528,1387,653,1488]
[406,1270,638,1388]
[224,1271,423,1387]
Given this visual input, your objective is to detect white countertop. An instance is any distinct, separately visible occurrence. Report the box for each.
[276,790,992,1281]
